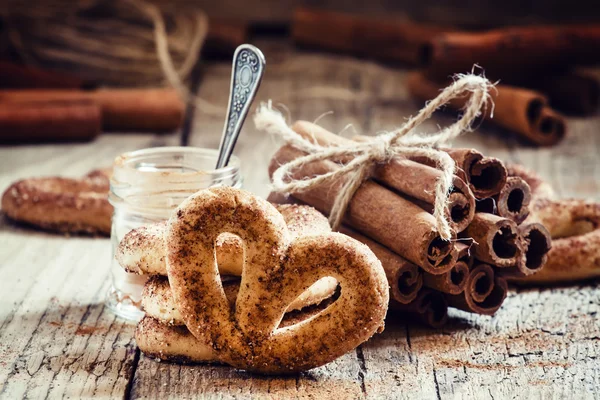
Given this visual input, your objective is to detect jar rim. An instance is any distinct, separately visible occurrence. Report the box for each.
[113,146,241,177]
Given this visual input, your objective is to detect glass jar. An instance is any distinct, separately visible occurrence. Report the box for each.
[105,147,243,321]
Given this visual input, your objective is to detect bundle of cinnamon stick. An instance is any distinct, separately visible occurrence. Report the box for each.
[292,7,600,145]
[268,121,552,327]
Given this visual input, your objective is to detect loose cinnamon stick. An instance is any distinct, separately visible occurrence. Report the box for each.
[533,106,567,145]
[340,227,423,304]
[0,61,89,89]
[447,264,508,315]
[518,72,600,116]
[407,72,566,146]
[499,223,552,278]
[463,213,522,268]
[0,88,184,132]
[204,19,249,58]
[269,144,457,273]
[421,25,600,80]
[423,260,469,295]
[291,7,448,66]
[292,121,476,232]
[442,148,507,199]
[0,100,101,143]
[390,288,449,328]
[495,177,532,224]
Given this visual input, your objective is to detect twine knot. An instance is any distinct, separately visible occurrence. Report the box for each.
[254,74,495,240]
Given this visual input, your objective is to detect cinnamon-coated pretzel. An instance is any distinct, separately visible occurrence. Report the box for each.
[507,164,600,283]
[159,187,388,373]
[117,203,331,276]
[141,276,338,326]
[136,297,334,364]
[1,168,112,235]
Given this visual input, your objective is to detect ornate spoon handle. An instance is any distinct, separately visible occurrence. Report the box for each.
[215,44,266,169]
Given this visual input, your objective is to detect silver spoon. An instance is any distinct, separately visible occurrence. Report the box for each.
[215,44,266,169]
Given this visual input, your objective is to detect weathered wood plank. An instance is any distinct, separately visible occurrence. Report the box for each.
[0,132,179,399]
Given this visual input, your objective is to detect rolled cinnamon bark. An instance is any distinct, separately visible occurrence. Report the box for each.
[506,163,555,200]
[407,72,566,146]
[500,223,552,278]
[447,264,508,315]
[495,177,532,224]
[533,106,567,145]
[0,61,89,89]
[0,100,101,143]
[390,288,449,328]
[421,25,600,80]
[340,227,423,304]
[291,7,448,66]
[292,121,476,232]
[518,199,600,284]
[456,241,474,268]
[269,144,457,274]
[442,148,507,199]
[518,72,600,116]
[204,19,249,58]
[0,88,184,132]
[422,260,469,295]
[463,213,521,268]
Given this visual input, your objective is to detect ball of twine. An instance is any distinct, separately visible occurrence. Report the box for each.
[2,0,207,87]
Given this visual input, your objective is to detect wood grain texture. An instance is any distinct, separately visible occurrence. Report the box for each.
[0,133,179,399]
[1,39,599,399]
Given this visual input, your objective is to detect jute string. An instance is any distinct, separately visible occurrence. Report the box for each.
[255,74,495,240]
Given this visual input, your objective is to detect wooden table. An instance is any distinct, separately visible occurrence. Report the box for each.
[1,41,599,399]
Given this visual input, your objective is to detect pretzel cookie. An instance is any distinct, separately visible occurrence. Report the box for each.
[1,168,112,235]
[508,164,600,283]
[141,275,338,326]
[117,203,331,276]
[136,187,388,374]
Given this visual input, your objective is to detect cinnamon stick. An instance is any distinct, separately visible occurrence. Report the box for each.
[0,61,89,89]
[0,100,101,143]
[422,260,469,295]
[269,144,457,273]
[390,288,449,328]
[447,264,508,315]
[291,7,448,66]
[442,148,507,199]
[204,19,249,58]
[407,72,566,146]
[463,213,522,268]
[0,88,184,132]
[456,241,474,268]
[499,223,552,278]
[421,25,600,80]
[517,72,600,116]
[495,177,532,224]
[533,106,567,145]
[292,121,476,232]
[340,227,423,304]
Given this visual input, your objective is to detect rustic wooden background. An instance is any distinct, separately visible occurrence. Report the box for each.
[1,38,599,399]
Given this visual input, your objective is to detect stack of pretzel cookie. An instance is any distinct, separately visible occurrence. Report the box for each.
[116,187,389,374]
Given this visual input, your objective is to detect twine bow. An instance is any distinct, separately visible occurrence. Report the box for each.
[254,74,495,240]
